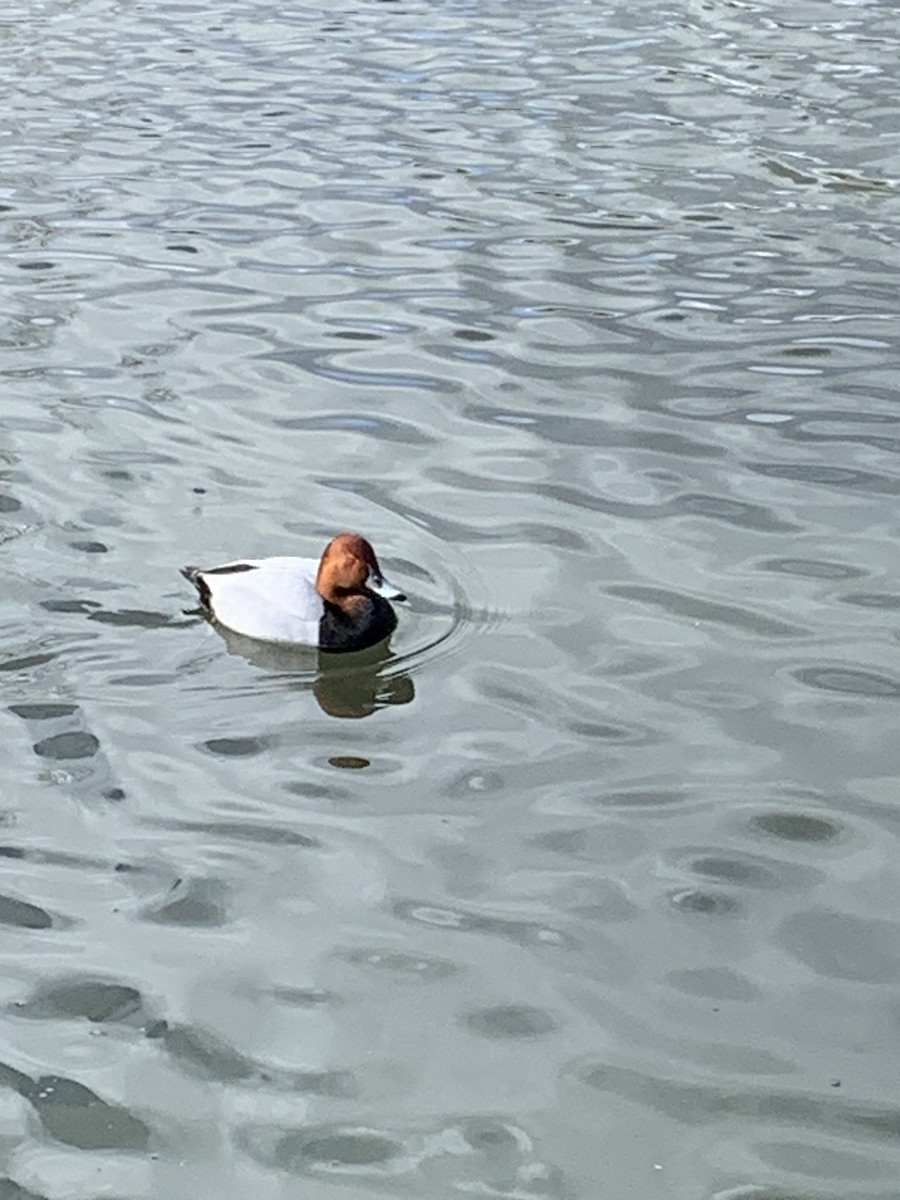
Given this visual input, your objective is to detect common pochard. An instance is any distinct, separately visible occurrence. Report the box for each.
[181,531,406,651]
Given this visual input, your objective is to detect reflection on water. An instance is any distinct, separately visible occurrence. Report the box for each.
[217,621,416,718]
[315,650,415,720]
[1,0,900,1196]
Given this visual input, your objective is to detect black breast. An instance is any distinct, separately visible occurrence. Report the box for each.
[319,596,397,653]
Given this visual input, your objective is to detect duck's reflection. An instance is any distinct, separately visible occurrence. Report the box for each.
[315,643,415,719]
[215,623,414,718]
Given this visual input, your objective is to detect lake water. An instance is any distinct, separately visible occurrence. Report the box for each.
[2,0,900,1196]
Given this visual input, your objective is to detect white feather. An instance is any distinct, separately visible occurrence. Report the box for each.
[199,556,324,645]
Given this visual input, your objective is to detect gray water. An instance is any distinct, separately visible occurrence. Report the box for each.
[2,0,900,1196]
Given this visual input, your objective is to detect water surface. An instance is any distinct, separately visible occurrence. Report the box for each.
[2,1,900,1197]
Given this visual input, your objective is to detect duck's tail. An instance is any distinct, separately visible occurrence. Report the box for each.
[180,565,211,607]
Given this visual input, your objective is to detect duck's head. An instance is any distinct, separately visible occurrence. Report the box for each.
[316,532,406,607]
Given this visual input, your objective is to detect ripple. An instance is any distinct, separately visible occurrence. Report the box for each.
[141,816,319,848]
[751,461,900,496]
[666,967,761,1002]
[32,731,100,760]
[150,1023,259,1083]
[276,1127,403,1173]
[597,788,689,808]
[87,608,179,628]
[691,1044,796,1077]
[0,652,56,673]
[9,703,78,720]
[779,910,900,983]
[710,1186,800,1200]
[463,1003,558,1040]
[465,402,722,459]
[0,1176,44,1200]
[673,686,759,712]
[576,1058,900,1145]
[282,780,345,801]
[565,719,655,743]
[443,769,505,797]
[340,948,459,982]
[39,599,101,614]
[274,411,434,445]
[392,899,576,950]
[149,1020,354,1094]
[0,895,55,930]
[668,889,742,917]
[200,735,270,757]
[793,666,900,699]
[108,672,178,686]
[674,492,799,533]
[607,584,802,638]
[756,1137,885,1182]
[679,848,812,892]
[393,902,473,931]
[13,976,146,1025]
[271,350,442,392]
[750,812,842,844]
[140,878,228,927]
[270,985,338,1008]
[841,591,900,610]
[759,558,866,581]
[26,1075,150,1151]
[509,480,798,533]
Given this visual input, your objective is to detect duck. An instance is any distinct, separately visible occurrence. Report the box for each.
[181,531,406,651]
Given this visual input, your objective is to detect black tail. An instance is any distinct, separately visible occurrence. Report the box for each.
[180,565,210,606]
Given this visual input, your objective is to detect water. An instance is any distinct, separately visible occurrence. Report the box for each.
[1,0,899,1195]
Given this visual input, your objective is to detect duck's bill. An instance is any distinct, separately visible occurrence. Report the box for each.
[368,570,406,602]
